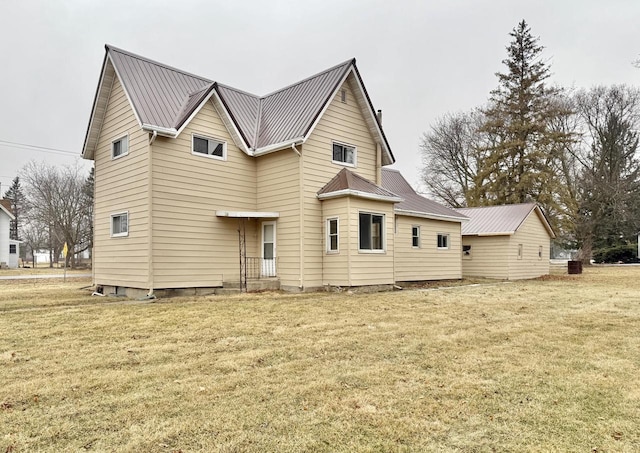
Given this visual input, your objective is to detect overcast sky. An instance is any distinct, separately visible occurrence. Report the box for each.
[1,0,638,196]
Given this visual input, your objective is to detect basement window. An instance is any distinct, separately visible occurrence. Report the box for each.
[111,212,129,237]
[332,142,356,166]
[111,134,129,159]
[437,233,449,250]
[192,134,226,160]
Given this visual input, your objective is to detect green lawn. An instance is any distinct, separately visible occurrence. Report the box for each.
[1,267,639,452]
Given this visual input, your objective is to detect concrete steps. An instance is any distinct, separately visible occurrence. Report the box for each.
[215,278,280,295]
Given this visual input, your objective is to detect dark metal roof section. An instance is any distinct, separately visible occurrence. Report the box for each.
[381,169,467,221]
[257,59,353,148]
[456,203,555,237]
[318,168,400,200]
[216,84,260,147]
[108,45,212,129]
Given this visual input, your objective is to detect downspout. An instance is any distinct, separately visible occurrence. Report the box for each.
[147,132,155,299]
[295,142,304,291]
[149,130,158,145]
[291,143,301,156]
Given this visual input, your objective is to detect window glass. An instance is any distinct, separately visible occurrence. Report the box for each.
[437,233,449,249]
[9,244,16,254]
[111,213,128,237]
[193,135,225,158]
[412,226,420,247]
[327,218,338,252]
[359,213,384,251]
[112,135,128,159]
[332,143,355,165]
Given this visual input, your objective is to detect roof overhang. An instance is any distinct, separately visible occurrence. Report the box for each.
[463,232,514,237]
[0,204,15,220]
[395,209,467,223]
[318,189,403,203]
[215,211,280,219]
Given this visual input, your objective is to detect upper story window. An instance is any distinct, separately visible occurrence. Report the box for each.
[332,142,356,167]
[437,233,449,249]
[111,134,129,159]
[359,212,384,251]
[192,134,226,160]
[340,89,347,103]
[111,211,129,238]
[412,226,420,248]
[327,218,339,253]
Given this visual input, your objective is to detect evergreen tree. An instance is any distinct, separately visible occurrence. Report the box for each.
[3,176,24,240]
[473,20,574,234]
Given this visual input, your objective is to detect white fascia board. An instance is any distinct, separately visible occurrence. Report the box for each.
[216,211,280,218]
[318,189,403,203]
[107,53,143,130]
[0,205,15,220]
[394,209,466,223]
[469,231,514,237]
[82,57,115,160]
[142,124,178,137]
[253,137,305,157]
[210,90,252,156]
[347,68,394,165]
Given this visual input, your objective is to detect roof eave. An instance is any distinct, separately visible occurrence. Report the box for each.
[0,205,15,220]
[318,189,403,203]
[81,48,111,160]
[253,138,304,157]
[395,209,467,223]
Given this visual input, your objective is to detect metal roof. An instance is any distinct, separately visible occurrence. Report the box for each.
[381,169,467,222]
[456,203,555,238]
[318,168,402,202]
[83,46,395,165]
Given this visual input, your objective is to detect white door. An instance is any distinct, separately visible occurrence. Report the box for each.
[262,222,276,277]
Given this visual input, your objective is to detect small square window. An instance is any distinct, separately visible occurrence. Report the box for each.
[332,142,356,166]
[111,212,129,237]
[9,244,16,254]
[192,134,226,160]
[437,233,449,249]
[112,135,129,159]
[412,226,420,248]
[327,218,339,253]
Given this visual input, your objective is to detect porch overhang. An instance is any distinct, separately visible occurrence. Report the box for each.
[215,210,280,219]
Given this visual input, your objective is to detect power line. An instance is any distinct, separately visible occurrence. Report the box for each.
[0,139,79,156]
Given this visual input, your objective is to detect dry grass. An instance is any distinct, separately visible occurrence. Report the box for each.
[1,267,639,452]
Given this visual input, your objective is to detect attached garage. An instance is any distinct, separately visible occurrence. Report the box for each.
[456,203,555,280]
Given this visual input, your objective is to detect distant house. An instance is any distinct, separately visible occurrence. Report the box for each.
[82,45,468,296]
[0,199,20,269]
[456,203,555,280]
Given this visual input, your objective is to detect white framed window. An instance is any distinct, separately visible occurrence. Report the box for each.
[332,142,356,167]
[518,244,523,259]
[110,211,129,237]
[9,244,16,254]
[359,212,384,252]
[192,134,226,160]
[326,217,339,253]
[111,134,129,159]
[412,226,420,248]
[437,233,449,249]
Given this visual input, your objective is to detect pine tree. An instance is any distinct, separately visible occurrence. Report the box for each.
[473,20,574,233]
[3,176,24,240]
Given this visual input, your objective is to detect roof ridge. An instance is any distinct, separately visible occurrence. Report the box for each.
[106,44,213,83]
[260,58,355,99]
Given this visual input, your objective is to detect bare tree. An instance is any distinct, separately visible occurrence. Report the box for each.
[20,161,93,268]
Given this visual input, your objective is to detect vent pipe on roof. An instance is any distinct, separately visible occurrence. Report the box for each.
[376,109,382,125]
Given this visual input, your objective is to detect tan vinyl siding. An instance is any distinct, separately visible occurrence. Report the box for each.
[151,100,258,288]
[461,235,510,279]
[256,150,301,289]
[347,199,395,286]
[93,76,149,288]
[507,212,551,279]
[394,216,462,282]
[302,75,379,288]
[321,198,351,287]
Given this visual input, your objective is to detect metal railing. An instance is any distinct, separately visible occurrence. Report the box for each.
[245,257,277,279]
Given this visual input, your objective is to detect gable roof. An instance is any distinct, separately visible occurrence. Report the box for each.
[83,46,395,165]
[456,203,555,238]
[0,199,15,220]
[317,168,402,203]
[381,169,468,222]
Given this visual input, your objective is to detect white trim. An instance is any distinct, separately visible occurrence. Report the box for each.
[261,221,277,277]
[174,85,216,137]
[107,53,143,129]
[326,217,339,253]
[215,210,279,218]
[191,133,227,161]
[437,233,450,250]
[0,204,15,220]
[141,124,178,137]
[210,91,252,155]
[111,133,129,160]
[82,57,115,159]
[411,225,420,248]
[253,137,305,156]
[331,140,357,168]
[110,211,129,238]
[318,189,403,203]
[395,209,466,223]
[358,211,385,253]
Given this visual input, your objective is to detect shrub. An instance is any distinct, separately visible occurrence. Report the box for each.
[593,245,638,264]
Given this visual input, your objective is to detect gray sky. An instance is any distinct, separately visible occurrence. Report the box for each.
[1,0,638,195]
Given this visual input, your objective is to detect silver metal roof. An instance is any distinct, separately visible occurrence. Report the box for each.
[83,46,395,165]
[381,169,467,222]
[456,203,555,237]
[318,168,400,200]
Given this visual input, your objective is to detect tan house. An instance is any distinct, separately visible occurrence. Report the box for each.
[456,203,555,280]
[82,45,466,296]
